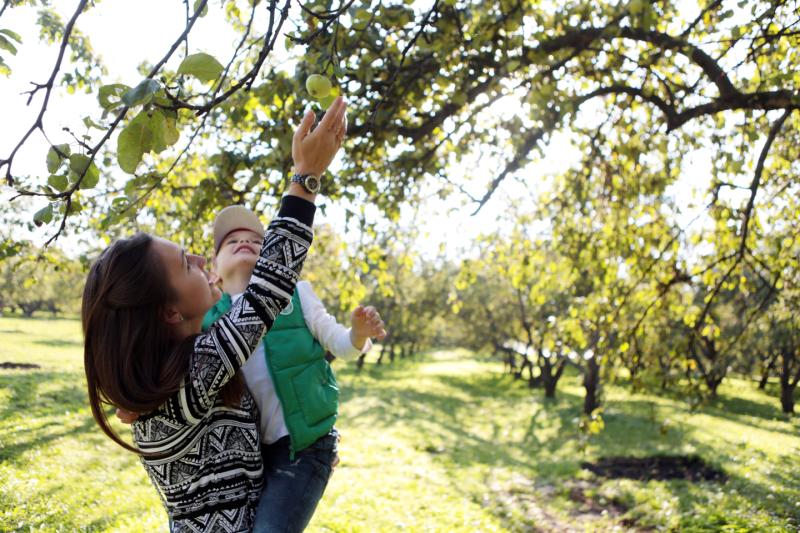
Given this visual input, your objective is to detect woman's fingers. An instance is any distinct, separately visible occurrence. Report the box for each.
[330,100,347,132]
[318,96,344,131]
[293,109,316,143]
[335,114,347,144]
[292,98,347,175]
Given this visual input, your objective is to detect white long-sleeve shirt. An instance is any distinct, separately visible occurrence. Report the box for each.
[232,281,372,444]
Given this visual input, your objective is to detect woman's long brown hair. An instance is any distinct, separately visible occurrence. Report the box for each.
[82,233,243,454]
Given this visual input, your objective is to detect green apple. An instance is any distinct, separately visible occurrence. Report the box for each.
[306,74,332,100]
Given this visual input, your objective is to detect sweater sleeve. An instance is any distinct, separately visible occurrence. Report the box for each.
[176,196,315,424]
[298,281,372,361]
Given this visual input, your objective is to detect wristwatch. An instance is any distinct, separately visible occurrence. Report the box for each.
[290,173,321,194]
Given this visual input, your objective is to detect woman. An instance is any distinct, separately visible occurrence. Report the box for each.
[118,204,387,532]
[82,97,347,532]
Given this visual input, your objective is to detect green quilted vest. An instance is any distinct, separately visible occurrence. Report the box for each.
[202,290,339,457]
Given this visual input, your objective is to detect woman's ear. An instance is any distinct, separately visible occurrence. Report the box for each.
[161,305,184,325]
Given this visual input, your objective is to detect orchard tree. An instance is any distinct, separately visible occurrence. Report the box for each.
[0,244,86,316]
[1,0,796,253]
[1,1,798,401]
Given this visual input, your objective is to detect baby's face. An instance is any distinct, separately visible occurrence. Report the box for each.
[214,229,262,283]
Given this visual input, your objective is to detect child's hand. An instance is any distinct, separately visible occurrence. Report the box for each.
[115,407,140,424]
[350,305,387,348]
[292,96,347,177]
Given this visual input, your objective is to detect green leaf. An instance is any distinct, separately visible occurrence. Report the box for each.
[46,144,70,173]
[117,111,154,174]
[111,196,129,210]
[67,197,83,215]
[48,174,68,192]
[83,116,104,130]
[163,113,180,146]
[0,35,18,55]
[69,154,100,189]
[193,0,209,17]
[177,53,224,82]
[142,110,179,154]
[33,204,53,226]
[121,78,160,107]
[149,110,169,153]
[0,29,22,42]
[98,84,131,111]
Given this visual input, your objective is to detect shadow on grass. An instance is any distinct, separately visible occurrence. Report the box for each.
[339,356,800,529]
[0,370,97,464]
[646,438,800,529]
[705,393,787,420]
[0,313,79,322]
[32,339,83,348]
[342,363,699,482]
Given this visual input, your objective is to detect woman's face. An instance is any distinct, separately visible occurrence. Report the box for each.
[213,229,262,284]
[150,237,219,327]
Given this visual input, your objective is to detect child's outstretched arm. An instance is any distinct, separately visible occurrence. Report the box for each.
[297,281,386,360]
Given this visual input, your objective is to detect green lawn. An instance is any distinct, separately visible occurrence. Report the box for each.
[1,315,798,532]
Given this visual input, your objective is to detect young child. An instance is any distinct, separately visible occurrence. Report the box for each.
[202,205,385,532]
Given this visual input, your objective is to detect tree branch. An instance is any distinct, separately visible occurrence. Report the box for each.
[739,108,792,252]
[0,0,89,186]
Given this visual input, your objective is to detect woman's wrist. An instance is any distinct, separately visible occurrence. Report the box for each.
[277,193,317,226]
[286,182,317,204]
[293,165,322,176]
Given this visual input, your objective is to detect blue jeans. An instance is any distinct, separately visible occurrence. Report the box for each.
[252,429,338,533]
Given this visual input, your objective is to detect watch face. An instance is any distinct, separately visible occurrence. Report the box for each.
[305,175,320,193]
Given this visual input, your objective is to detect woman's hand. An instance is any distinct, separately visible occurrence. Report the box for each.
[292,96,347,177]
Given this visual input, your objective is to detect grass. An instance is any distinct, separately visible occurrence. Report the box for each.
[1,315,798,532]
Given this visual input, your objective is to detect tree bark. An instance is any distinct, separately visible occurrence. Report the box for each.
[758,354,777,389]
[779,347,799,414]
[780,383,795,414]
[583,354,601,415]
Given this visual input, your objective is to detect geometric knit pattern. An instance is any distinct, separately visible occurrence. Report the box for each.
[131,214,314,533]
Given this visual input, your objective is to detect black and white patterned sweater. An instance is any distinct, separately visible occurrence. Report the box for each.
[131,196,315,533]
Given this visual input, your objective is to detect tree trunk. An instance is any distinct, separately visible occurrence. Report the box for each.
[759,356,776,389]
[377,343,389,365]
[544,376,557,398]
[517,358,532,381]
[527,362,540,388]
[499,346,517,375]
[779,349,798,414]
[20,301,42,317]
[538,351,566,399]
[583,355,601,416]
[705,374,722,398]
[780,383,795,414]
